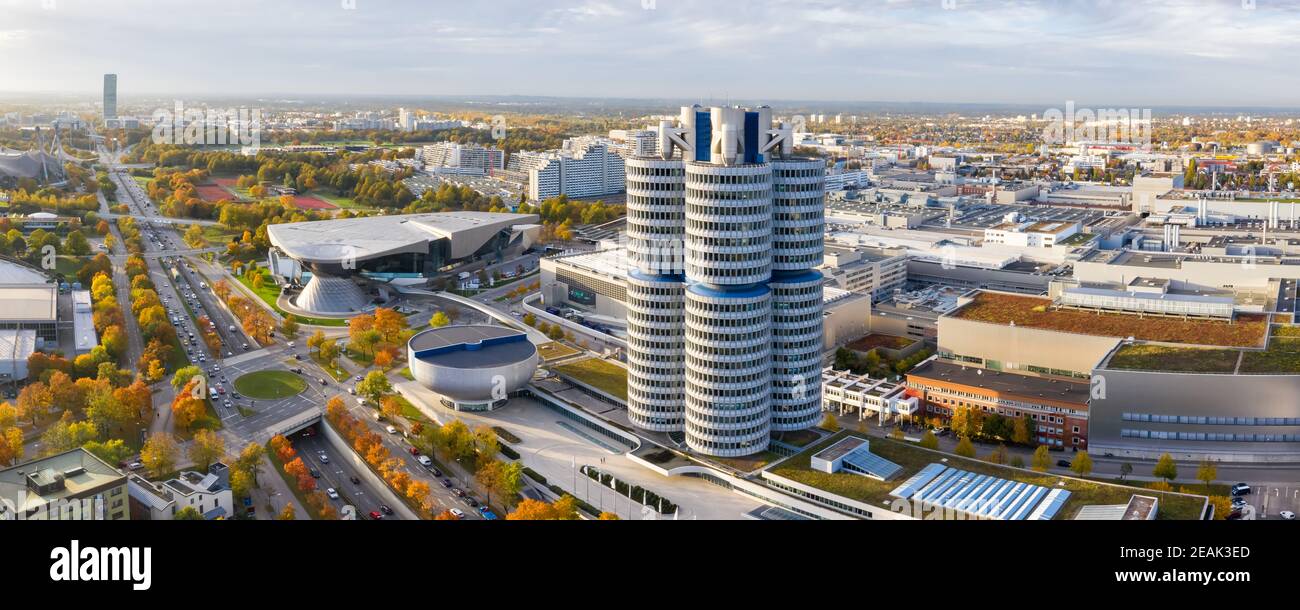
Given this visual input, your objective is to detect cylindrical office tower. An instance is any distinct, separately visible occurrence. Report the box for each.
[769,158,826,431]
[684,284,773,456]
[683,162,773,285]
[683,150,775,455]
[624,156,688,431]
[771,158,826,271]
[768,270,824,431]
[625,271,685,432]
[625,156,686,275]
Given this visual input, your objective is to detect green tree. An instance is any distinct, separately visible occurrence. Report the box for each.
[188,429,226,471]
[985,444,1007,464]
[919,430,939,449]
[820,412,840,432]
[281,315,300,340]
[357,370,393,404]
[174,506,203,520]
[171,365,204,392]
[1196,459,1217,490]
[429,311,451,328]
[1031,445,1051,472]
[1119,462,1133,481]
[954,436,976,458]
[1070,451,1093,477]
[1153,453,1178,483]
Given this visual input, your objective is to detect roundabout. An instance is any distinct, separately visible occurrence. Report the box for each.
[233,370,308,400]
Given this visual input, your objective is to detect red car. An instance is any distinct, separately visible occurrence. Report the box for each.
[409,447,419,456]
[369,511,383,520]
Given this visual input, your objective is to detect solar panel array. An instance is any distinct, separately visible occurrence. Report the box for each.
[888,464,1061,520]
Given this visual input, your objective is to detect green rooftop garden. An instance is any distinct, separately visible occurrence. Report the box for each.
[553,358,628,401]
[954,292,1268,348]
[1107,344,1240,373]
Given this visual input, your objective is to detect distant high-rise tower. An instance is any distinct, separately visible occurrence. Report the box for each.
[624,105,824,457]
[103,74,118,122]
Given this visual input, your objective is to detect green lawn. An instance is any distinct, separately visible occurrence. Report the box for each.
[554,358,628,401]
[769,431,1209,520]
[234,370,307,399]
[311,353,350,382]
[233,273,346,327]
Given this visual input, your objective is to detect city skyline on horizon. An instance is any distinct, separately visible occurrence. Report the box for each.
[3,0,1300,108]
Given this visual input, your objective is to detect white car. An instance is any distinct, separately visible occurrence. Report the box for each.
[386,425,398,434]
[449,508,465,519]
[1282,511,1296,520]
[417,455,432,467]
[326,488,339,500]
[318,453,329,464]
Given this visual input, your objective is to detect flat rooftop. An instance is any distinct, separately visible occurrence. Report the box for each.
[409,325,536,369]
[908,358,1090,406]
[0,284,57,322]
[0,448,125,511]
[950,291,1269,347]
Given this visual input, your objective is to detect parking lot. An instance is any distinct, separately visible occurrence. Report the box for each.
[1234,483,1299,520]
[948,203,1105,229]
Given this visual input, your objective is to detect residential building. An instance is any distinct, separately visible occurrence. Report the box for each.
[127,463,234,520]
[421,142,505,175]
[0,448,130,520]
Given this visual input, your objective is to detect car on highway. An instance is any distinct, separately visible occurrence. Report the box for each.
[429,467,443,477]
[440,479,453,488]
[417,455,432,467]
[318,378,327,386]
[1231,483,1252,496]
[479,507,499,520]
[1231,496,1248,508]
[1281,511,1296,520]
[448,508,465,519]
[349,476,361,485]
[318,453,330,464]
[325,488,339,500]
[463,496,479,508]
[353,375,363,382]
[223,400,233,409]
[452,488,465,498]
[386,425,398,434]
[369,510,383,520]
[379,504,394,516]
[409,447,420,456]
[127,461,144,471]
[1056,460,1071,468]
[309,469,321,479]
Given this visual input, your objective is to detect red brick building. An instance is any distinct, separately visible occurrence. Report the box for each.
[904,358,1090,449]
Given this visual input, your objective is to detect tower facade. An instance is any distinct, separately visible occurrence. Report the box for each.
[103,74,118,122]
[625,105,824,456]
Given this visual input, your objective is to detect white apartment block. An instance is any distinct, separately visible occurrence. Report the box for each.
[421,142,505,175]
[507,139,625,201]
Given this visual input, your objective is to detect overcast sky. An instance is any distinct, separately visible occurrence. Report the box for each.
[2,0,1299,107]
